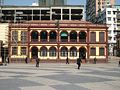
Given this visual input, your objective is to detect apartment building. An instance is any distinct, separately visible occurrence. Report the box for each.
[86,0,115,23]
[97,5,120,55]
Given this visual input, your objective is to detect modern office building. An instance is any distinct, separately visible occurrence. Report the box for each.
[97,5,120,55]
[9,20,108,63]
[0,5,84,23]
[86,0,115,23]
[38,0,67,6]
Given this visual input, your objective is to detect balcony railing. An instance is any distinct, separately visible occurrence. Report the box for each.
[79,39,86,42]
[61,39,68,42]
[31,39,39,42]
[49,39,57,42]
[70,39,77,42]
[30,39,88,43]
[40,39,47,42]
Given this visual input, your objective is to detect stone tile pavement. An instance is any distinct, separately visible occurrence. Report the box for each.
[0,62,120,90]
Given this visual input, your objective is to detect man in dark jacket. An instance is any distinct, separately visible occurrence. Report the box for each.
[94,57,97,64]
[77,57,82,69]
[66,57,69,64]
[35,56,40,67]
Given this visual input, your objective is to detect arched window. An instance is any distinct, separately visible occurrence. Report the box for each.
[49,31,57,42]
[79,31,86,42]
[40,47,47,56]
[40,31,47,42]
[60,47,68,57]
[60,31,68,42]
[70,47,77,57]
[70,31,77,42]
[49,47,56,57]
[31,31,39,42]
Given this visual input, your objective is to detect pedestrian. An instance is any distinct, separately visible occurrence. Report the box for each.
[77,57,82,69]
[36,57,40,67]
[94,57,97,64]
[5,56,8,63]
[7,55,10,64]
[25,57,28,64]
[66,57,69,64]
[119,60,120,67]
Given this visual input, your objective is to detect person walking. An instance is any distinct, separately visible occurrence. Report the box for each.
[36,57,40,67]
[94,57,97,64]
[77,57,82,69]
[25,57,28,64]
[66,57,69,64]
[119,60,120,67]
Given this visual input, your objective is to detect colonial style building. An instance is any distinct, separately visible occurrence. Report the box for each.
[9,20,108,63]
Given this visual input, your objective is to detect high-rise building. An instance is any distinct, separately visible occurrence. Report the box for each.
[96,5,120,56]
[38,0,67,6]
[86,0,115,23]
[0,5,84,23]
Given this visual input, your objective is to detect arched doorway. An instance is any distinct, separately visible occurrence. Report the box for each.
[70,47,77,57]
[60,47,68,57]
[40,47,47,57]
[49,47,57,57]
[31,47,38,58]
[79,47,86,59]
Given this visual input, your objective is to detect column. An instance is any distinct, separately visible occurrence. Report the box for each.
[87,28,89,43]
[68,33,70,42]
[61,8,63,20]
[27,27,30,58]
[69,8,71,20]
[77,32,79,42]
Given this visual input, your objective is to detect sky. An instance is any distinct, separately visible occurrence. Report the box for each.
[4,0,120,6]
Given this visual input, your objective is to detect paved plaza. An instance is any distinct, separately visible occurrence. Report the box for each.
[0,61,120,90]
